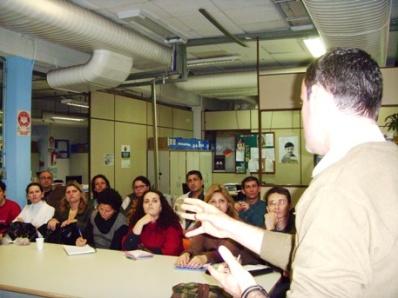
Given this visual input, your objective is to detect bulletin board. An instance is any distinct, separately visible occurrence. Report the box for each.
[235,133,275,174]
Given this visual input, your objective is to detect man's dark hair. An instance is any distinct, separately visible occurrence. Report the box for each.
[264,186,292,205]
[304,48,382,120]
[284,142,294,149]
[186,170,203,181]
[0,181,6,191]
[241,176,260,189]
[37,169,53,179]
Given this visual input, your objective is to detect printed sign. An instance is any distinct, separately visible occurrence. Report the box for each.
[17,110,31,136]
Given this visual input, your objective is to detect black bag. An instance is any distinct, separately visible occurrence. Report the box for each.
[8,222,38,242]
[41,222,80,245]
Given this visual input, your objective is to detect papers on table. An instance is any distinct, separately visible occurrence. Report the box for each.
[125,249,154,260]
[63,245,96,256]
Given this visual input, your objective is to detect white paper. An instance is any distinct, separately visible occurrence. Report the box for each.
[63,245,96,256]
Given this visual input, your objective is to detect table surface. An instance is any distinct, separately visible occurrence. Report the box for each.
[0,243,280,298]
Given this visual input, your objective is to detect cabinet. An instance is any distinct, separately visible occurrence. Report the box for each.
[148,150,212,199]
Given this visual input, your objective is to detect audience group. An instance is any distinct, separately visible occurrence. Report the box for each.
[0,168,294,297]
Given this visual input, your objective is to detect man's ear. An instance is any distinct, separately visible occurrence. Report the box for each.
[310,84,336,109]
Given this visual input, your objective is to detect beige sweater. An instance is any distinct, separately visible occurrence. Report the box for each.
[260,142,398,297]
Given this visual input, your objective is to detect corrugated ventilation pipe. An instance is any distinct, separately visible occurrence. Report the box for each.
[302,0,391,65]
[47,49,133,92]
[0,0,172,92]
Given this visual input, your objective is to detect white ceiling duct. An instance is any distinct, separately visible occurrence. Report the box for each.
[47,49,132,92]
[302,0,391,65]
[175,72,257,92]
[0,0,172,92]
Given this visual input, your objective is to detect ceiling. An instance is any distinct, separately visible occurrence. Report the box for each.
[0,0,397,118]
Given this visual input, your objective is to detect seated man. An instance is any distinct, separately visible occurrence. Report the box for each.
[38,170,65,210]
[175,170,204,231]
[0,181,21,238]
[234,176,266,227]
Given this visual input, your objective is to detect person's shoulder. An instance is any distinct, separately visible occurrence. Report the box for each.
[4,198,21,208]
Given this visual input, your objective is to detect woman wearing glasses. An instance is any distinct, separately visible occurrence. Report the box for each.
[264,186,295,234]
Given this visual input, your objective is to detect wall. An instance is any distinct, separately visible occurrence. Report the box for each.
[32,124,89,183]
[206,63,398,188]
[90,91,193,197]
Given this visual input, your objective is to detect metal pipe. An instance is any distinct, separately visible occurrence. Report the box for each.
[151,80,159,189]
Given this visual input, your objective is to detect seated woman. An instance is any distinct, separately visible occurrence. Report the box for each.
[122,190,183,256]
[176,184,261,268]
[263,186,295,298]
[121,176,151,222]
[45,182,92,244]
[264,186,295,233]
[76,188,127,250]
[11,183,54,239]
[89,174,111,209]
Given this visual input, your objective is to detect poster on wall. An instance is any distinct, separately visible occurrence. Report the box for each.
[215,135,235,172]
[16,110,31,136]
[279,136,299,164]
[235,134,257,173]
[121,145,131,168]
[104,153,114,166]
[236,134,275,173]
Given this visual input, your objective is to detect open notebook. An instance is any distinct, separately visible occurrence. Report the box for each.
[63,245,96,256]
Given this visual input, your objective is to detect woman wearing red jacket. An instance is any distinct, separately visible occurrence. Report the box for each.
[122,190,183,256]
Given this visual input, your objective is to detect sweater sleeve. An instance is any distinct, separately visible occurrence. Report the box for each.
[110,225,128,250]
[204,238,243,264]
[83,220,95,247]
[260,230,293,271]
[122,232,141,251]
[160,225,183,256]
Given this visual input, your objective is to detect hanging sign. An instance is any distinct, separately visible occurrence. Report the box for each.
[17,110,31,136]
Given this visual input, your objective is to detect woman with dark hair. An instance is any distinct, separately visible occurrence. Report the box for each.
[90,174,111,198]
[264,186,295,234]
[121,176,151,222]
[14,182,55,229]
[122,190,183,256]
[176,184,260,268]
[45,182,92,244]
[76,188,127,250]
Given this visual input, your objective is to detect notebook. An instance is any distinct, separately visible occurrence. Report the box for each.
[125,249,154,260]
[63,244,96,256]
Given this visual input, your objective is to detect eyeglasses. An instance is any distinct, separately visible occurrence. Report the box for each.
[134,184,147,190]
[268,199,288,207]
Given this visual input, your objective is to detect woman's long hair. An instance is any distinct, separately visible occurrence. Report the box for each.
[204,184,239,219]
[59,181,87,215]
[129,190,181,230]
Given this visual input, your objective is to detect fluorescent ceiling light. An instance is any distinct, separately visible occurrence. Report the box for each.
[43,113,86,122]
[50,116,85,122]
[61,99,89,109]
[303,37,326,58]
[187,55,241,67]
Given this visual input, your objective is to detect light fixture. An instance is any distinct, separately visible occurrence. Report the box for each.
[61,98,89,109]
[187,55,241,67]
[43,112,86,123]
[50,116,85,122]
[303,37,326,58]
[117,9,185,44]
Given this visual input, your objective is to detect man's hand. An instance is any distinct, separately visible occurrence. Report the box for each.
[207,246,258,298]
[179,198,234,239]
